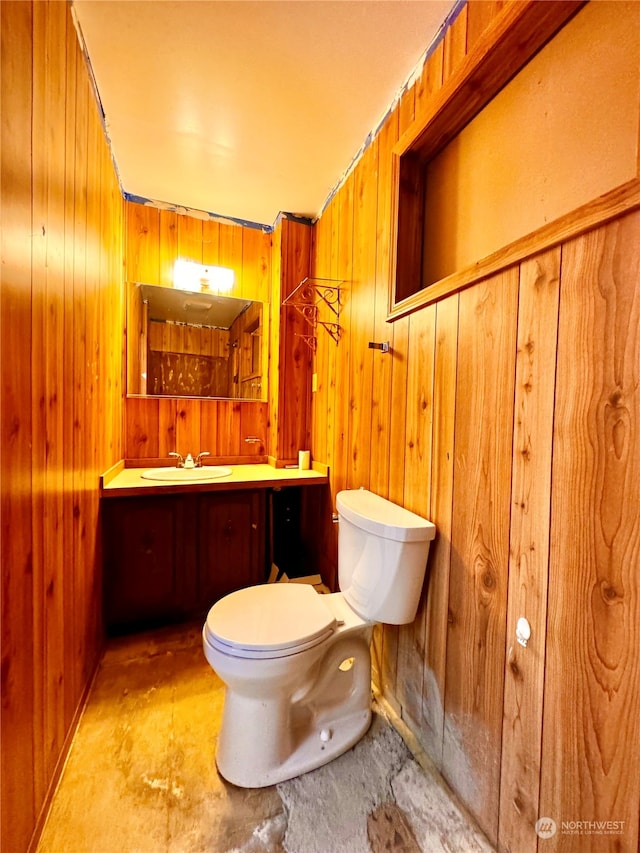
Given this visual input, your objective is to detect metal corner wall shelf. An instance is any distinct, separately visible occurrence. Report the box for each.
[282,277,344,352]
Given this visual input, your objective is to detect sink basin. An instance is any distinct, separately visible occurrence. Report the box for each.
[141,466,232,482]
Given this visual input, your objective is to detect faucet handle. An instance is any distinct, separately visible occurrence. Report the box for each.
[195,451,210,468]
[168,451,184,468]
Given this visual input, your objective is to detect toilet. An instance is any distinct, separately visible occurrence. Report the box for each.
[202,488,436,788]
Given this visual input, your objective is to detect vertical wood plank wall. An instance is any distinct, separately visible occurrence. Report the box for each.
[124,203,273,461]
[309,3,640,852]
[2,2,638,853]
[1,3,125,852]
[539,213,640,853]
[269,218,312,463]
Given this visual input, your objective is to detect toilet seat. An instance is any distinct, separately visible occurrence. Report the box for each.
[204,583,337,660]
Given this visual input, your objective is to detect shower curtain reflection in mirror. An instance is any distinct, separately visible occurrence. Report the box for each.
[127,282,267,400]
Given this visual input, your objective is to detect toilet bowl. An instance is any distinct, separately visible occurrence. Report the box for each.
[203,488,436,788]
[203,585,373,787]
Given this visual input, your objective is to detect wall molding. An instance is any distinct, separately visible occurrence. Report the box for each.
[388,177,640,322]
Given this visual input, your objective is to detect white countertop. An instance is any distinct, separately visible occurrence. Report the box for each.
[101,462,328,498]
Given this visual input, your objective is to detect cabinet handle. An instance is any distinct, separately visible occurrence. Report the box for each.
[251,523,258,530]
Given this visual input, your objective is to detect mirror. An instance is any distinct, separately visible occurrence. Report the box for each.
[127,282,268,400]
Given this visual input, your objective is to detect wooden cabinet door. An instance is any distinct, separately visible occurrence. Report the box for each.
[103,495,193,631]
[198,490,266,609]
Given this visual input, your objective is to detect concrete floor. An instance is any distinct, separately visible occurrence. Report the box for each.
[37,624,493,853]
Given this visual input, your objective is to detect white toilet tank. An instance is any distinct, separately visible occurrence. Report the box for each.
[336,489,436,625]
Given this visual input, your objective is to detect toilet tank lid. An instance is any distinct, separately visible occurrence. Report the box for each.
[336,489,436,543]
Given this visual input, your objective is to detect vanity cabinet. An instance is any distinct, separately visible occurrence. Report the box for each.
[103,495,192,630]
[198,491,265,604]
[103,490,266,633]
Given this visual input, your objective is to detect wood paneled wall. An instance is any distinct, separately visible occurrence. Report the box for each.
[539,215,640,852]
[124,202,273,461]
[268,217,313,464]
[1,3,125,852]
[309,3,640,852]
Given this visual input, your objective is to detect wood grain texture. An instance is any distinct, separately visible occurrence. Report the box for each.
[387,95,415,505]
[1,3,36,848]
[391,0,590,315]
[219,221,244,297]
[466,0,506,52]
[83,87,103,696]
[380,97,415,711]
[421,292,459,767]
[403,307,435,519]
[443,4,468,83]
[242,226,271,304]
[394,153,425,304]
[414,40,444,125]
[127,202,159,283]
[276,218,312,461]
[369,110,399,499]
[1,3,125,850]
[30,0,50,806]
[5,2,630,851]
[62,20,78,727]
[442,268,519,846]
[71,43,91,761]
[240,401,268,457]
[388,178,640,323]
[177,211,203,267]
[332,173,355,501]
[498,248,560,853]
[348,141,378,489]
[310,200,332,469]
[398,82,416,138]
[41,0,67,790]
[267,222,282,459]
[395,305,436,727]
[396,1,583,160]
[124,202,277,461]
[308,5,639,853]
[304,200,338,587]
[539,212,640,853]
[159,208,179,287]
[175,398,202,457]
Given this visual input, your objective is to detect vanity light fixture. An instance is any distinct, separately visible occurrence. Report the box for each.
[173,258,234,294]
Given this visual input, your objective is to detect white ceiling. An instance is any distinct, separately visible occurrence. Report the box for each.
[72,0,455,228]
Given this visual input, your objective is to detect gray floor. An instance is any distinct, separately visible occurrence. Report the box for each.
[37,624,493,853]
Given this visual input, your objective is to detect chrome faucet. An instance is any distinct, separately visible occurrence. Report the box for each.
[168,451,184,468]
[169,451,210,468]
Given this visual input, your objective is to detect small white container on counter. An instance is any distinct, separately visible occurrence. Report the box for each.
[298,450,310,470]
